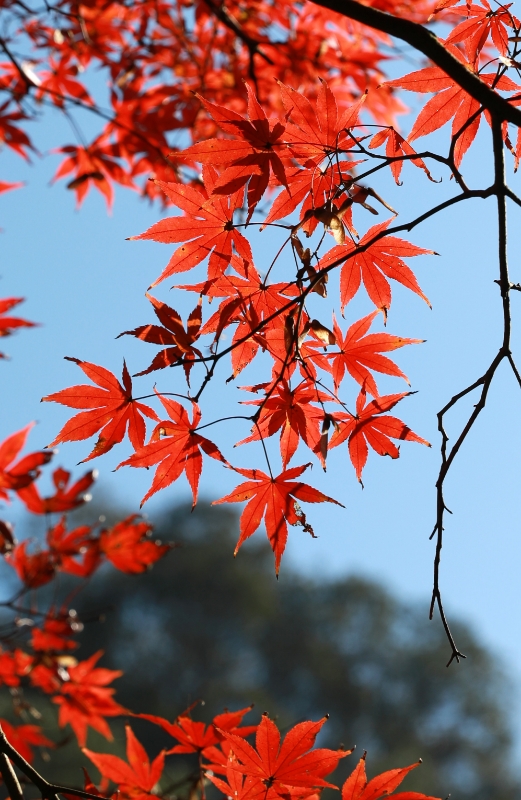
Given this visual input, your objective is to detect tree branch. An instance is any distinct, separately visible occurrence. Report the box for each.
[202,0,274,65]
[0,752,24,800]
[310,0,521,128]
[428,116,516,665]
[0,724,109,800]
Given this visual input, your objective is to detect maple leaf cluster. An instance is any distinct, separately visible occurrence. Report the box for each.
[2,0,520,208]
[0,419,171,748]
[0,304,177,754]
[4,0,521,579]
[43,78,439,573]
[0,0,439,209]
[78,710,440,800]
[380,0,521,168]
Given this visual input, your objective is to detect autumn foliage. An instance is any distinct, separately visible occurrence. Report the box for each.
[0,418,444,797]
[21,0,521,574]
[1,0,521,795]
[39,74,443,573]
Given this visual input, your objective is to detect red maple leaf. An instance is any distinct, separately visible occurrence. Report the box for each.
[279,80,366,162]
[118,393,225,506]
[208,752,325,800]
[180,256,298,377]
[0,649,32,687]
[0,105,32,160]
[257,312,336,384]
[84,724,165,800]
[236,379,331,468]
[5,541,56,588]
[53,651,126,746]
[442,1,517,60]
[368,127,433,185]
[46,517,100,578]
[31,616,79,653]
[385,48,519,167]
[118,293,203,382]
[262,160,359,230]
[0,424,53,502]
[131,169,253,288]
[99,514,170,574]
[42,359,159,462]
[0,297,37,357]
[342,754,440,800]
[136,705,256,757]
[37,56,93,108]
[0,719,53,763]
[217,714,351,797]
[193,256,298,339]
[257,82,366,231]
[29,663,62,695]
[207,753,255,800]
[52,140,134,209]
[317,219,433,314]
[329,388,430,482]
[17,466,96,514]
[213,464,343,573]
[177,84,288,218]
[327,311,423,397]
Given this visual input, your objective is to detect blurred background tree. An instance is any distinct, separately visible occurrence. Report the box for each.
[5,500,512,800]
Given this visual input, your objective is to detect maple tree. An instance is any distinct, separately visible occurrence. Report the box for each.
[16,0,518,659]
[1,0,521,797]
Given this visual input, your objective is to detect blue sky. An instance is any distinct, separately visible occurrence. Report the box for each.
[2,79,521,759]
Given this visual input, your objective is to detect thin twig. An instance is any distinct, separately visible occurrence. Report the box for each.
[429,116,514,665]
[0,752,24,800]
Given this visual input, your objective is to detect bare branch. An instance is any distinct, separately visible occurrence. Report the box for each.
[0,752,24,800]
[428,117,515,664]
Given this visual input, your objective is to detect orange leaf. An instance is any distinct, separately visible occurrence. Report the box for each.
[118,393,225,507]
[218,714,352,798]
[342,756,440,800]
[214,464,343,573]
[42,359,159,461]
[99,514,170,573]
[84,725,164,795]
